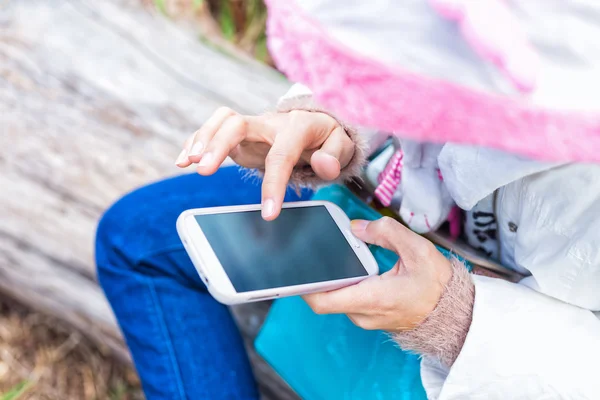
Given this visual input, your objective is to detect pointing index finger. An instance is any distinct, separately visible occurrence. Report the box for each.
[261,133,306,220]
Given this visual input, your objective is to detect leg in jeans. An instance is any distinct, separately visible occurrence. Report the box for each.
[96,167,312,399]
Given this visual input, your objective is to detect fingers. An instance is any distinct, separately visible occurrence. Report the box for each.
[228,142,272,169]
[260,132,306,220]
[176,107,237,167]
[175,135,195,167]
[350,217,435,264]
[310,126,354,181]
[196,115,248,175]
[350,217,408,251]
[302,277,378,315]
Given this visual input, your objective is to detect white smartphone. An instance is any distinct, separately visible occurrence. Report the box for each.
[176,201,379,305]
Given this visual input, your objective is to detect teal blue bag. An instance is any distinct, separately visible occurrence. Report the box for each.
[255,185,470,400]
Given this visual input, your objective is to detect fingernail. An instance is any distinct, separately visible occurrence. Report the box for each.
[262,198,275,219]
[189,141,204,156]
[323,151,341,168]
[175,149,188,165]
[198,152,213,167]
[350,219,369,234]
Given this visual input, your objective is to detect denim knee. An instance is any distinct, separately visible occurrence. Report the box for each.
[95,177,208,290]
[95,188,142,280]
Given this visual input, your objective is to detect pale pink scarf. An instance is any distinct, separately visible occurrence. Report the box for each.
[264,0,600,164]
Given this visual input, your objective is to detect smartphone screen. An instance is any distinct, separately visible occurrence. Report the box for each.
[194,205,368,292]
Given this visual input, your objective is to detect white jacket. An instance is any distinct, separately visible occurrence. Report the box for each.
[428,146,600,399]
[269,0,600,398]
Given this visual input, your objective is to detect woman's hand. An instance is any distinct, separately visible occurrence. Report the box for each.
[175,107,355,220]
[303,217,453,332]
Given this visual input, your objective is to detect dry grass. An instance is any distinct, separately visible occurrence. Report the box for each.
[0,296,143,400]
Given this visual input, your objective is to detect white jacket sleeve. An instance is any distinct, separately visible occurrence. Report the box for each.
[421,276,600,399]
[421,164,600,399]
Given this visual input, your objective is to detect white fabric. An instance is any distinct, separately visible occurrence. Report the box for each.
[437,144,561,211]
[423,161,600,399]
[497,163,600,310]
[364,139,455,233]
[400,141,454,233]
[296,0,600,111]
[421,276,600,400]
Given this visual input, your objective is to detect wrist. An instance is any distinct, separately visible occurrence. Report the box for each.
[392,258,475,367]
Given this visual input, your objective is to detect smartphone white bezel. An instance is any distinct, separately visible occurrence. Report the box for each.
[176,201,378,305]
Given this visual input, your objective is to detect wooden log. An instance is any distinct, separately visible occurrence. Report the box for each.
[0,0,298,398]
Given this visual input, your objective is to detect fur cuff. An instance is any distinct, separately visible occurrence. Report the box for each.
[392,258,475,367]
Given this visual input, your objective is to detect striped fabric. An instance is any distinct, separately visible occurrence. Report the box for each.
[375,149,404,206]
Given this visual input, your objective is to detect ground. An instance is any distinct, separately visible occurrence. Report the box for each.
[0,296,143,400]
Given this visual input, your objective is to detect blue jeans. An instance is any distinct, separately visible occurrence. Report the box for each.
[96,167,312,399]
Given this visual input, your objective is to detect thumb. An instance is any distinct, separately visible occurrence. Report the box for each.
[351,217,431,260]
[310,125,354,181]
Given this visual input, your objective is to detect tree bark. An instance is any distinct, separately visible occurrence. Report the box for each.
[0,0,296,398]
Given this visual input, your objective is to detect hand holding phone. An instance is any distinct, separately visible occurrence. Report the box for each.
[303,217,454,332]
[177,201,378,304]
